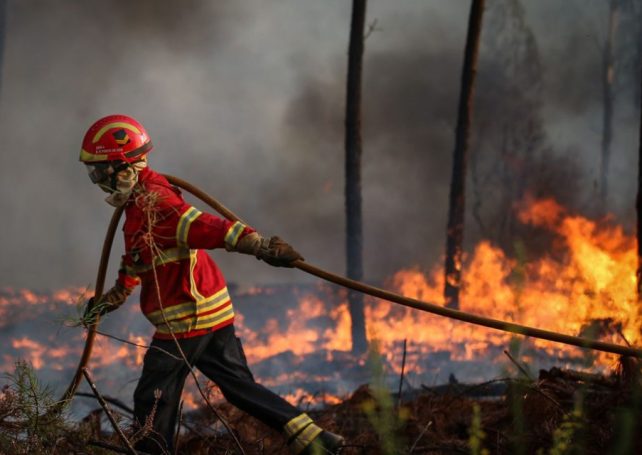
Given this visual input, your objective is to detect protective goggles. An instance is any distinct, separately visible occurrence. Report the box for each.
[86,162,129,184]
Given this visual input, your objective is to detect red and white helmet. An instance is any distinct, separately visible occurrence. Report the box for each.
[80,114,153,165]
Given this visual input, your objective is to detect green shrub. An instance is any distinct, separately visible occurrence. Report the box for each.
[0,360,71,454]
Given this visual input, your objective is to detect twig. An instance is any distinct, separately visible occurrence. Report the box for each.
[396,338,408,409]
[525,383,564,412]
[452,378,510,399]
[76,392,134,415]
[76,382,209,440]
[174,400,183,455]
[409,421,433,453]
[503,350,533,381]
[411,443,468,454]
[88,439,150,454]
[617,328,633,347]
[82,368,138,455]
[364,18,379,40]
[94,329,183,361]
[502,353,563,410]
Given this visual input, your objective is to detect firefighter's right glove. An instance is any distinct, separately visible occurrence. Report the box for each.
[83,283,131,325]
[256,236,303,267]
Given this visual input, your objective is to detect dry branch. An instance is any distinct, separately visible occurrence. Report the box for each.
[82,368,137,455]
[503,349,533,380]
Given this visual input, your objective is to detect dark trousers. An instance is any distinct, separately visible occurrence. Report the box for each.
[133,324,301,453]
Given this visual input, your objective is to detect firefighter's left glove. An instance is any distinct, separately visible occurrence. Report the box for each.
[232,233,303,267]
[257,236,304,267]
[83,283,131,325]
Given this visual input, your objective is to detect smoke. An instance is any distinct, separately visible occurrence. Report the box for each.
[0,0,639,291]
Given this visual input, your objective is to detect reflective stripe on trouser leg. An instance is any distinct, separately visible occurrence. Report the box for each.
[287,420,324,454]
[284,413,314,438]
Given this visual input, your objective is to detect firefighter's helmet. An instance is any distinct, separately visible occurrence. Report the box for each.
[80,114,153,165]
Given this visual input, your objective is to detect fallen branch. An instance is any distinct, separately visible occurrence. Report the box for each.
[409,420,433,453]
[76,392,134,415]
[87,438,150,455]
[540,366,618,388]
[503,349,533,381]
[82,367,138,455]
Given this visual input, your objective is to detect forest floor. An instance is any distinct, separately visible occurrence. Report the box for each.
[2,360,642,454]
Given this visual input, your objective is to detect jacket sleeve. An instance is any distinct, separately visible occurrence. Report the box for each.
[175,205,256,250]
[142,180,256,251]
[116,254,141,290]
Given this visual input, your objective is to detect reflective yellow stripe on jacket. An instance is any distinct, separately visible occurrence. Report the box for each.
[224,221,246,249]
[177,206,202,247]
[147,286,234,335]
[124,247,192,275]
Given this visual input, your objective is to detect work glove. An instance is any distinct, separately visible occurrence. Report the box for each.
[83,283,131,325]
[256,236,303,268]
[233,233,303,267]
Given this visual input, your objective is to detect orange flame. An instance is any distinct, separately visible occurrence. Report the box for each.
[2,197,639,409]
[367,198,638,374]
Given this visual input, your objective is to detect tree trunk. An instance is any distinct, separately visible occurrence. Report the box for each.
[345,0,368,356]
[635,1,642,333]
[444,0,485,309]
[600,0,619,210]
[0,0,6,98]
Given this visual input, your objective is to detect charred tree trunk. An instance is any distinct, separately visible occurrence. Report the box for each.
[444,0,485,309]
[345,0,368,355]
[600,0,619,210]
[637,12,642,331]
[0,0,6,98]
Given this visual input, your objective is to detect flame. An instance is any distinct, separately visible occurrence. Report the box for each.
[0,287,86,307]
[1,198,639,410]
[129,334,147,366]
[10,337,74,371]
[180,388,200,410]
[239,295,354,362]
[237,198,639,381]
[281,388,343,407]
[367,197,639,375]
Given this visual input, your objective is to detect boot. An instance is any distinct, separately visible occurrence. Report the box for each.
[299,430,345,455]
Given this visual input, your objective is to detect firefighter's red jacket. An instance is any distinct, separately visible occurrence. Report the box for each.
[116,167,254,339]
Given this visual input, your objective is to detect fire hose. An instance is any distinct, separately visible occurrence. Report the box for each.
[60,174,642,406]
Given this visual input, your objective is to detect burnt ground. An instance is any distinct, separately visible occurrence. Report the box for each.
[55,361,642,455]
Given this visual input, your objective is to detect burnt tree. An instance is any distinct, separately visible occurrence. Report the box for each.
[345,0,368,355]
[444,0,485,309]
[468,0,576,256]
[0,0,6,98]
[600,0,620,209]
[635,0,642,320]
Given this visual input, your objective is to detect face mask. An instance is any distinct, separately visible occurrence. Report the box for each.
[91,160,147,207]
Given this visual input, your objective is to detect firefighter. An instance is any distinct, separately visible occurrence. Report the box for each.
[79,114,344,454]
